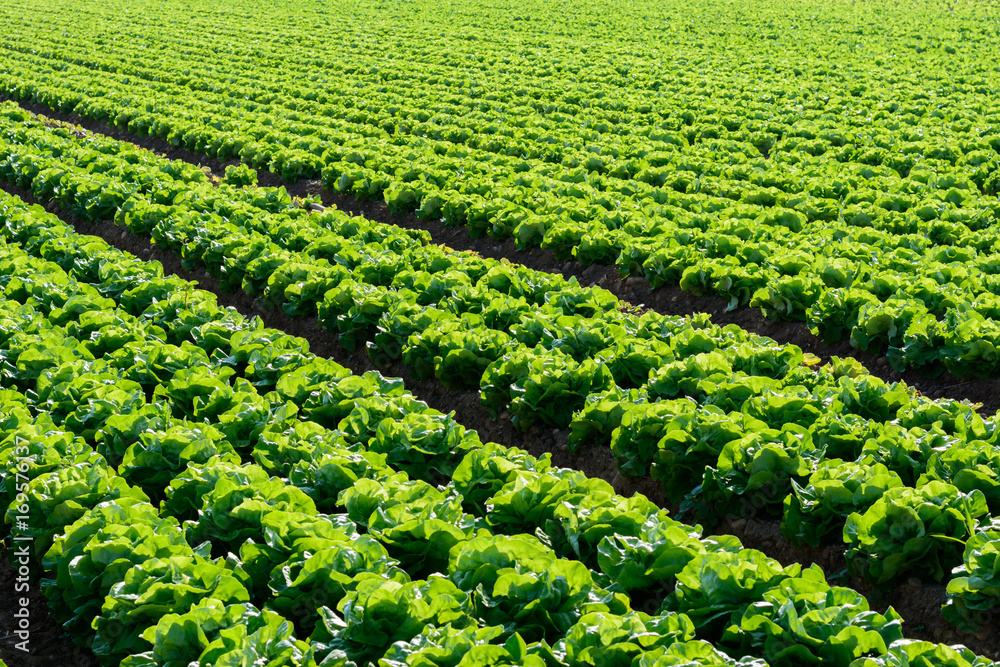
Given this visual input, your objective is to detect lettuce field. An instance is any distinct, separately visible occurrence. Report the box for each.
[1,0,1000,665]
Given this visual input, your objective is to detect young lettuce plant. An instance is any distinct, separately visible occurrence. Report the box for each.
[843,482,989,586]
[782,459,904,548]
[942,529,1000,634]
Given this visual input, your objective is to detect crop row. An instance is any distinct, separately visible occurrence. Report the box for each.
[2,0,1000,374]
[3,103,1000,639]
[7,186,998,666]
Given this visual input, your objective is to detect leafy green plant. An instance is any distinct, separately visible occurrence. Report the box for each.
[663,549,807,639]
[309,577,477,665]
[699,425,817,520]
[721,570,904,666]
[547,610,696,667]
[844,482,989,586]
[849,640,999,667]
[92,555,251,665]
[40,497,193,636]
[783,459,904,548]
[942,530,1000,633]
[221,164,258,188]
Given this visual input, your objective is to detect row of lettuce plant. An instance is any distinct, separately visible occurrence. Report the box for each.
[4,193,990,666]
[2,0,1000,374]
[1,108,1000,639]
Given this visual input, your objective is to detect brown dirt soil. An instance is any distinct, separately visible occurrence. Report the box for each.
[3,100,1000,659]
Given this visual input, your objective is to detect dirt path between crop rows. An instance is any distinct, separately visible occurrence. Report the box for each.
[4,95,994,416]
[4,176,998,659]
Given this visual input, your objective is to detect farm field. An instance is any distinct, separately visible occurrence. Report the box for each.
[4,0,1000,379]
[1,0,1000,666]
